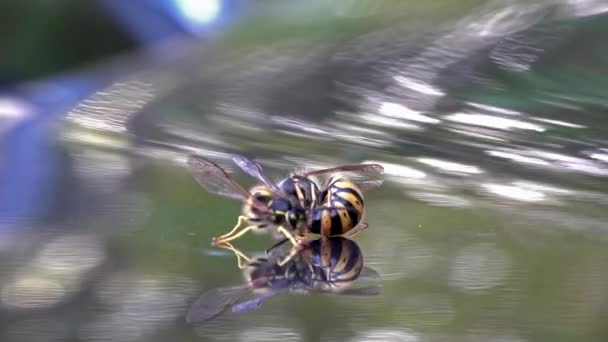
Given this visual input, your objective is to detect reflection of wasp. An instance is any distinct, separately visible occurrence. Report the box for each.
[187,154,383,247]
[186,237,381,324]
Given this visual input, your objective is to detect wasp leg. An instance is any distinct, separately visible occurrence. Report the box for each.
[213,223,259,245]
[276,226,299,247]
[216,241,251,269]
[342,222,369,239]
[265,238,289,255]
[213,216,249,242]
[277,246,300,267]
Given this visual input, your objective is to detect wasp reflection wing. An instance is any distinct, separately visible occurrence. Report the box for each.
[186,285,250,324]
[355,179,385,191]
[232,155,280,192]
[358,266,382,281]
[187,154,253,201]
[231,292,276,313]
[299,164,384,191]
[333,285,382,296]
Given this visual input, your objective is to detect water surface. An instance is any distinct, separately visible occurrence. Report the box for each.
[2,1,608,341]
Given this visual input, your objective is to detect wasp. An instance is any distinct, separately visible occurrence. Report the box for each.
[187,154,383,248]
[186,237,381,324]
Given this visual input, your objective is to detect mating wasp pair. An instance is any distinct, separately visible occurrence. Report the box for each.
[186,236,381,324]
[186,154,383,250]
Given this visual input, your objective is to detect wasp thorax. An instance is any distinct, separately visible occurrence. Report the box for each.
[278,176,320,209]
[287,207,307,231]
[268,197,292,224]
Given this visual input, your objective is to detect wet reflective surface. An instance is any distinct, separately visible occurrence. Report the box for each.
[3,1,608,341]
[186,237,380,325]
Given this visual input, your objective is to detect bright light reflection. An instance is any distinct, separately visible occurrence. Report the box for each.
[512,181,572,195]
[1,276,66,309]
[417,158,483,174]
[65,81,155,133]
[532,117,585,128]
[380,102,440,124]
[333,132,390,147]
[351,328,419,342]
[0,97,34,135]
[363,161,426,179]
[409,191,471,207]
[590,153,608,163]
[467,102,521,115]
[486,150,550,166]
[450,128,507,142]
[394,76,444,96]
[36,234,105,274]
[176,0,221,24]
[471,5,541,38]
[0,97,31,118]
[482,183,545,202]
[567,0,608,17]
[528,150,582,163]
[62,130,128,150]
[528,150,608,176]
[360,113,421,130]
[272,116,332,136]
[445,113,545,132]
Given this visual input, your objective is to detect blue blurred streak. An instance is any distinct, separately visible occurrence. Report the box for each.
[0,0,242,235]
[0,75,104,227]
[99,0,242,45]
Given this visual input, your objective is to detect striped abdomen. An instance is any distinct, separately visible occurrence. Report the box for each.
[309,177,364,236]
[308,237,363,288]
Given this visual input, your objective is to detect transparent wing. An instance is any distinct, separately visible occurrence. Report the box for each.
[187,154,254,201]
[299,164,384,191]
[355,179,385,191]
[231,292,276,313]
[186,285,250,324]
[232,155,280,192]
[358,266,382,281]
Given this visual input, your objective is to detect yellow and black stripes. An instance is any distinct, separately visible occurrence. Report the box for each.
[308,237,363,287]
[242,237,365,298]
[309,177,364,236]
[237,174,366,244]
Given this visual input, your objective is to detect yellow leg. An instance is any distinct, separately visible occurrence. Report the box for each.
[326,268,332,286]
[213,216,248,241]
[343,222,368,239]
[213,224,258,245]
[276,226,299,247]
[277,246,300,267]
[216,241,251,269]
